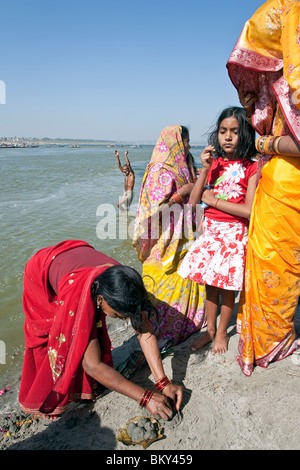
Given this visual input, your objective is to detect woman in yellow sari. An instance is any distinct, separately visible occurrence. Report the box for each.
[227,0,300,376]
[133,125,206,349]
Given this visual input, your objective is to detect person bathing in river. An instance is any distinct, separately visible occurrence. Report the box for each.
[115,149,135,211]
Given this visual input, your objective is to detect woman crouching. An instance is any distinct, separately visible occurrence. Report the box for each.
[19,240,182,420]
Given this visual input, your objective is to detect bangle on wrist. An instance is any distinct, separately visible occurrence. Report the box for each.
[273,136,282,155]
[170,192,183,204]
[154,375,171,392]
[214,198,220,209]
[256,135,281,156]
[264,136,276,154]
[139,389,154,408]
[256,135,268,154]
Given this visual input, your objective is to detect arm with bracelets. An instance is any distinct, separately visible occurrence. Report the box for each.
[137,312,183,415]
[256,134,300,157]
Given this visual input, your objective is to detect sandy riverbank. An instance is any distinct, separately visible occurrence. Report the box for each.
[1,302,300,451]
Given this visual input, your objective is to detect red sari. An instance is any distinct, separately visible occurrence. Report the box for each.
[19,240,114,417]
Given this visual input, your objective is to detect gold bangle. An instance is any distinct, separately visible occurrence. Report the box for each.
[256,136,268,153]
[263,136,277,154]
[273,136,282,155]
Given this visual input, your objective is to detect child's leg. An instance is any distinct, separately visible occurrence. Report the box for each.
[212,288,235,354]
[191,284,219,351]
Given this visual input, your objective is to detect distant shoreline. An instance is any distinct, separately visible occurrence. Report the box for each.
[0,140,154,148]
[0,138,205,148]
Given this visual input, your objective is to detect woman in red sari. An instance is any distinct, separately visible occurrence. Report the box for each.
[19,240,182,419]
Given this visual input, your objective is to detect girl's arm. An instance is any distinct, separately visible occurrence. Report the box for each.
[82,337,174,420]
[189,145,214,207]
[136,312,183,411]
[189,167,209,207]
[201,172,257,220]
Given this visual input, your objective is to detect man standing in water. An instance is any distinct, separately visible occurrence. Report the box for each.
[115,149,135,211]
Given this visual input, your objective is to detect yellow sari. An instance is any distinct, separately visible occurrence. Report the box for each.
[133,125,206,347]
[227,0,300,376]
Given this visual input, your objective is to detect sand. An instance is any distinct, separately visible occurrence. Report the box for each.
[1,302,300,452]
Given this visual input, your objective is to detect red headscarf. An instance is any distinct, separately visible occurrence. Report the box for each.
[19,240,113,417]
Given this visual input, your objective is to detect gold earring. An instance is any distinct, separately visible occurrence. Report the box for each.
[96,297,103,328]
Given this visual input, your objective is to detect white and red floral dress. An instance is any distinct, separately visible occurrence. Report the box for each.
[178,157,257,291]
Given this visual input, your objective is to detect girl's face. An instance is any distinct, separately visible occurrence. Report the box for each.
[218,116,239,158]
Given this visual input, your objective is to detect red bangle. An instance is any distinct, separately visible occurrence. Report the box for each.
[139,389,153,408]
[170,192,183,204]
[214,198,220,209]
[154,375,171,392]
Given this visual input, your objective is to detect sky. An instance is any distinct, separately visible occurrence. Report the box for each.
[0,0,264,143]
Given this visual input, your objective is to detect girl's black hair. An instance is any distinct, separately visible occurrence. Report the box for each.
[208,107,256,161]
[91,265,154,334]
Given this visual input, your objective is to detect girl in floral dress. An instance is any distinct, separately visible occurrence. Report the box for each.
[178,107,257,354]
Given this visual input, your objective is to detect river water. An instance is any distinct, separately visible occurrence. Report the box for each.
[0,143,203,388]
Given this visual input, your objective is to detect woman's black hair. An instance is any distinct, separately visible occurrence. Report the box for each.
[180,125,189,140]
[91,265,154,334]
[180,124,197,174]
[208,107,256,161]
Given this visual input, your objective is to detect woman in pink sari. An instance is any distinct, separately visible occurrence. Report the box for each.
[133,125,206,350]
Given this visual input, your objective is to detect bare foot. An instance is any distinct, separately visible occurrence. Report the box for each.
[211,332,228,355]
[191,331,214,351]
[42,414,60,421]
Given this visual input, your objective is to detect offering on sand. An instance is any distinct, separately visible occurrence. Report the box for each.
[116,415,163,449]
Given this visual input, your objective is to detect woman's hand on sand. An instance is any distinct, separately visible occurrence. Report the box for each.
[201,146,214,170]
[161,383,183,412]
[146,392,174,421]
